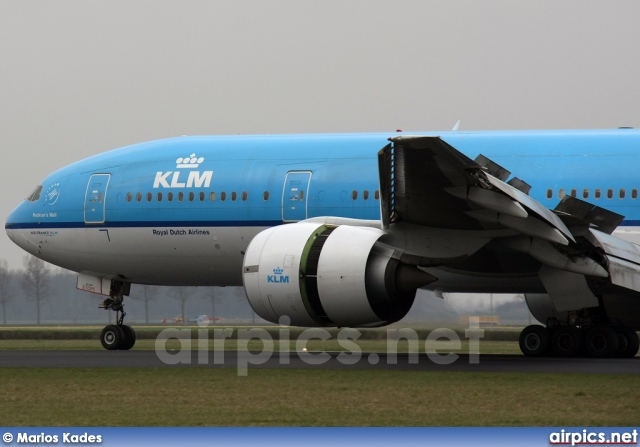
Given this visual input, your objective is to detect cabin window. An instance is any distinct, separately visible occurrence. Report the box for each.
[363,190,370,200]
[231,191,237,202]
[188,192,195,202]
[546,189,553,199]
[126,192,132,202]
[167,192,174,202]
[157,192,163,202]
[374,190,380,200]
[136,192,142,202]
[558,189,566,199]
[570,188,577,197]
[582,189,589,199]
[620,189,626,199]
[146,192,152,202]
[210,192,216,201]
[178,192,184,202]
[607,189,613,199]
[242,191,248,201]
[220,192,226,201]
[199,191,205,202]
[633,189,638,199]
[352,190,358,200]
[263,191,270,201]
[27,185,43,202]
[595,189,601,199]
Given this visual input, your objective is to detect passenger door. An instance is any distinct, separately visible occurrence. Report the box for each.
[84,174,111,224]
[282,171,312,222]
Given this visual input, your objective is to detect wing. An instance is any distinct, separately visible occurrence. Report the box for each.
[377,135,640,296]
[379,135,574,245]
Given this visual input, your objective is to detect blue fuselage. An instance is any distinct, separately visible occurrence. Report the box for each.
[6,129,640,287]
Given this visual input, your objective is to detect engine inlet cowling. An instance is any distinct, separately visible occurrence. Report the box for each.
[242,222,436,327]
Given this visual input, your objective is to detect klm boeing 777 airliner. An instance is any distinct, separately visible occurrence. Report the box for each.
[6,129,640,357]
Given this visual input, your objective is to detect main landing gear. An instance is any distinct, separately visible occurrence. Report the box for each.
[519,321,639,358]
[98,280,136,350]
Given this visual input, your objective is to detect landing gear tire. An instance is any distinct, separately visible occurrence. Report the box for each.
[101,325,125,350]
[552,326,582,357]
[614,326,639,358]
[585,325,619,358]
[119,325,136,351]
[519,325,551,357]
[98,280,134,351]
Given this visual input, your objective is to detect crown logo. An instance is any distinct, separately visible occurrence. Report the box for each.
[273,267,284,275]
[44,182,61,206]
[176,153,204,169]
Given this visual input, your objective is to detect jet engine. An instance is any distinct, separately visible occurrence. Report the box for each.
[242,222,436,327]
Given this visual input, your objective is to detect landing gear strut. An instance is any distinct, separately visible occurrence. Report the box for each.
[99,280,136,350]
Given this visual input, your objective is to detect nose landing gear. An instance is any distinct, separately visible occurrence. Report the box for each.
[99,280,136,350]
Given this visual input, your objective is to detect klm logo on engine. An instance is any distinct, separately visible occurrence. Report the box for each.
[267,267,290,284]
[153,153,213,188]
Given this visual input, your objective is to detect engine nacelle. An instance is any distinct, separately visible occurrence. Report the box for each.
[242,222,436,327]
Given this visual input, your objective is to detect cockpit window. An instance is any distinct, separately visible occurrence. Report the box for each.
[27,185,43,202]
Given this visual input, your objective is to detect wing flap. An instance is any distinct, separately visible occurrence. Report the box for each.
[474,154,510,181]
[606,257,640,292]
[585,229,640,292]
[481,173,574,243]
[507,177,532,195]
[586,229,640,265]
[554,195,624,235]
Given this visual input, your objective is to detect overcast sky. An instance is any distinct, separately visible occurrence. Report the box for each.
[2,1,640,268]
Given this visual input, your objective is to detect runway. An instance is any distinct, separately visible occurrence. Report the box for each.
[0,350,638,373]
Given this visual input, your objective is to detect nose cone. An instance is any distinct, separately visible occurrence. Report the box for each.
[5,203,22,241]
[5,201,37,255]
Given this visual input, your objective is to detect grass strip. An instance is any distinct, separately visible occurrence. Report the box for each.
[0,368,637,426]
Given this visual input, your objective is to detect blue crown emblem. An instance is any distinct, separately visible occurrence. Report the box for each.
[176,153,205,169]
[273,267,284,275]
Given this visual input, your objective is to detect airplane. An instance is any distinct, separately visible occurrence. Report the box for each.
[5,129,640,358]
